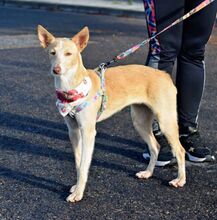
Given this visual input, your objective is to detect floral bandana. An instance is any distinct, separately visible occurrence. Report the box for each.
[55,65,108,120]
[56,76,92,117]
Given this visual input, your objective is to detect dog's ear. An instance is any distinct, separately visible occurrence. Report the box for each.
[37,25,55,48]
[71,27,89,52]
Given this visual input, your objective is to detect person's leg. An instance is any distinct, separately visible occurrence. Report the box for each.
[176,0,217,162]
[177,0,217,128]
[143,0,185,166]
[144,0,184,74]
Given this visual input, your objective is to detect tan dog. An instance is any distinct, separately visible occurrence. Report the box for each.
[37,25,186,203]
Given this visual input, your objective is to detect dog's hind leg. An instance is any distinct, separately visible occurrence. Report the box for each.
[157,111,186,187]
[131,104,160,179]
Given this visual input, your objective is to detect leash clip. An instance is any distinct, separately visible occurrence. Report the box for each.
[97,57,117,70]
[98,62,107,71]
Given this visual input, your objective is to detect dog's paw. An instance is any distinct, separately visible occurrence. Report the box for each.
[169,178,186,188]
[69,185,76,193]
[66,190,83,203]
[136,170,152,179]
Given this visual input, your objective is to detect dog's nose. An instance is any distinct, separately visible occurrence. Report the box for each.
[53,66,61,74]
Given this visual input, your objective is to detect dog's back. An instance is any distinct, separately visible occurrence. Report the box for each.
[97,64,177,120]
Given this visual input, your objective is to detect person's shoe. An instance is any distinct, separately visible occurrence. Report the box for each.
[143,130,176,167]
[179,126,216,162]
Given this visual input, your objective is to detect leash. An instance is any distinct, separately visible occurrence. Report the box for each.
[102,0,216,68]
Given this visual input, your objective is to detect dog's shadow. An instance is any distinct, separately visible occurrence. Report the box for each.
[0,166,69,193]
[0,111,145,162]
[1,112,157,196]
[0,111,68,141]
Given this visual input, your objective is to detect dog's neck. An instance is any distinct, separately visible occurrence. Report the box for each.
[54,54,88,91]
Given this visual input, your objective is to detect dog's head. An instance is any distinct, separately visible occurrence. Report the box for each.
[37,25,89,77]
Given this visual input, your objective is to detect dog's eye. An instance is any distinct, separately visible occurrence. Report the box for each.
[50,51,56,55]
[65,52,72,56]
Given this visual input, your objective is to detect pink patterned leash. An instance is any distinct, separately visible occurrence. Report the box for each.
[102,0,216,68]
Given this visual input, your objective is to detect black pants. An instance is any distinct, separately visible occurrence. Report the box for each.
[144,0,217,128]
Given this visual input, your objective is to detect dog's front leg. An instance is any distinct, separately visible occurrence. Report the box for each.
[66,122,96,203]
[64,116,82,172]
[64,116,82,194]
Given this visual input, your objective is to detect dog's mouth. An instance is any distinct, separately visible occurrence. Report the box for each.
[52,71,62,76]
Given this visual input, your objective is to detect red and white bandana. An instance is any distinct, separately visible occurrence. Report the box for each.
[56,77,92,117]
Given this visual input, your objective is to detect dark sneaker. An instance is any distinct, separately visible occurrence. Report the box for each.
[143,130,176,167]
[179,126,215,162]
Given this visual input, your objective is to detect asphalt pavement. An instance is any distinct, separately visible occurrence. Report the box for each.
[0,5,217,220]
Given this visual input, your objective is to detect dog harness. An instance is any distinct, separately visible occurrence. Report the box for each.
[56,64,107,120]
